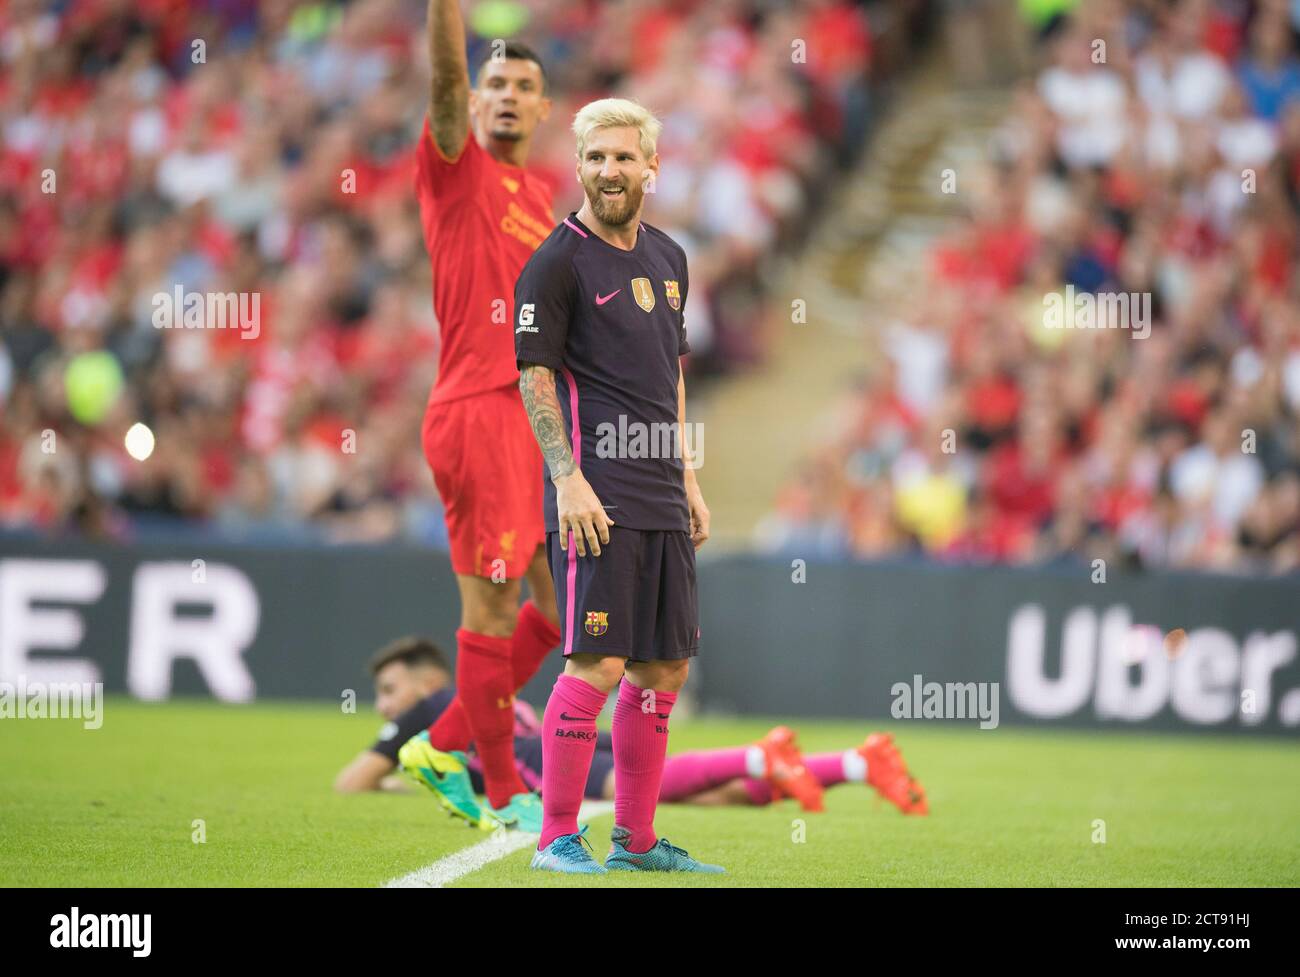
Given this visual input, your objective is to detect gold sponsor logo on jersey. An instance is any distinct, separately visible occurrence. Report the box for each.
[630,277,655,313]
[664,279,681,311]
[500,200,550,251]
[501,176,520,194]
[584,611,609,637]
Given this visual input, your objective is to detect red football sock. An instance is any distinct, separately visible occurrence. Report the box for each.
[427,700,472,753]
[612,678,676,854]
[428,601,559,752]
[539,674,608,849]
[510,600,561,689]
[453,628,527,808]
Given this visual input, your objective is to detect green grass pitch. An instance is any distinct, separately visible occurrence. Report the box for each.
[2,698,1297,887]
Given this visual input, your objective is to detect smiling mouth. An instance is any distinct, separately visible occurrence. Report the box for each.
[599,186,625,198]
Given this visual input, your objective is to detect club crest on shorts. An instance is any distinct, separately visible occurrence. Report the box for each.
[584,611,609,637]
[664,279,681,311]
[630,277,655,313]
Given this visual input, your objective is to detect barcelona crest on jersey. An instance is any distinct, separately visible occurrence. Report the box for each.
[664,280,681,311]
[584,611,609,637]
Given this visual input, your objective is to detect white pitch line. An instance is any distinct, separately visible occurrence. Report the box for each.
[384,801,615,888]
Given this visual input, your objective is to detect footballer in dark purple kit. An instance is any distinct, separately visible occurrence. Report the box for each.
[515,97,721,874]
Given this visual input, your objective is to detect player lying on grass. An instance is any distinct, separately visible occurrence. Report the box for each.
[335,636,928,816]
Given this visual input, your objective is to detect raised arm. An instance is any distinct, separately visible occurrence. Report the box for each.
[427,0,470,159]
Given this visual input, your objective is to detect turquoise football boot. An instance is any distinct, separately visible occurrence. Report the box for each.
[485,791,544,833]
[604,825,725,873]
[529,825,607,874]
[397,731,490,829]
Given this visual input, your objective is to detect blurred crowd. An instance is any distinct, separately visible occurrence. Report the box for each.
[0,0,877,542]
[760,0,1300,574]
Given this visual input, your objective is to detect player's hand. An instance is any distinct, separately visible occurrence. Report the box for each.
[554,470,614,557]
[686,475,710,550]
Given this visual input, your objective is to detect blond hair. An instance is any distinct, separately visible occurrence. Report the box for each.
[572,97,662,161]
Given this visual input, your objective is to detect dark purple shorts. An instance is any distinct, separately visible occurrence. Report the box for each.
[547,526,699,662]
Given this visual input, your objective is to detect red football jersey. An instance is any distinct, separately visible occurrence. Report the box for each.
[415,118,554,405]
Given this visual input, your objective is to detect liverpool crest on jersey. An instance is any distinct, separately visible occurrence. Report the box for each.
[630,277,655,313]
[664,279,681,311]
[584,611,609,637]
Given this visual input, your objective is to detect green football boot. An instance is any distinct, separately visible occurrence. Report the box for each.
[396,731,490,829]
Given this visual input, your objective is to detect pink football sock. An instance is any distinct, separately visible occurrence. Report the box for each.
[538,674,608,850]
[807,752,852,788]
[612,678,676,854]
[658,748,750,802]
[743,752,857,805]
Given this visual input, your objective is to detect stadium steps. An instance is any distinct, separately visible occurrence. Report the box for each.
[695,51,1012,545]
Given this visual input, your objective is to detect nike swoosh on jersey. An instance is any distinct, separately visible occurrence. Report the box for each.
[595,289,621,305]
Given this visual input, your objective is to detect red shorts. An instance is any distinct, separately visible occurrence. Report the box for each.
[422,384,545,579]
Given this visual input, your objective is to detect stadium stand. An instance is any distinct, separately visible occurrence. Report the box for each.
[759,0,1300,575]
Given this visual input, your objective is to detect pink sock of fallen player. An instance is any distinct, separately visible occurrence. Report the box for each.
[658,747,758,801]
[743,749,866,804]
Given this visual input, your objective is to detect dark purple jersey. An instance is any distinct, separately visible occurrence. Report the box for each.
[514,212,691,532]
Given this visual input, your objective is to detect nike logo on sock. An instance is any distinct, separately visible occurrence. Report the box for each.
[595,289,621,306]
[559,712,587,721]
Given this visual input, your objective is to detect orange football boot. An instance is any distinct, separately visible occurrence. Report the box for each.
[758,726,824,812]
[860,732,928,814]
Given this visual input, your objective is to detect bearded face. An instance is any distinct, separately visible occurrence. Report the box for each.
[582,165,647,226]
[576,126,658,228]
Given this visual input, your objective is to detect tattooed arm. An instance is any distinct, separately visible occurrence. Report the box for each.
[519,364,613,556]
[427,0,470,160]
[519,363,575,480]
